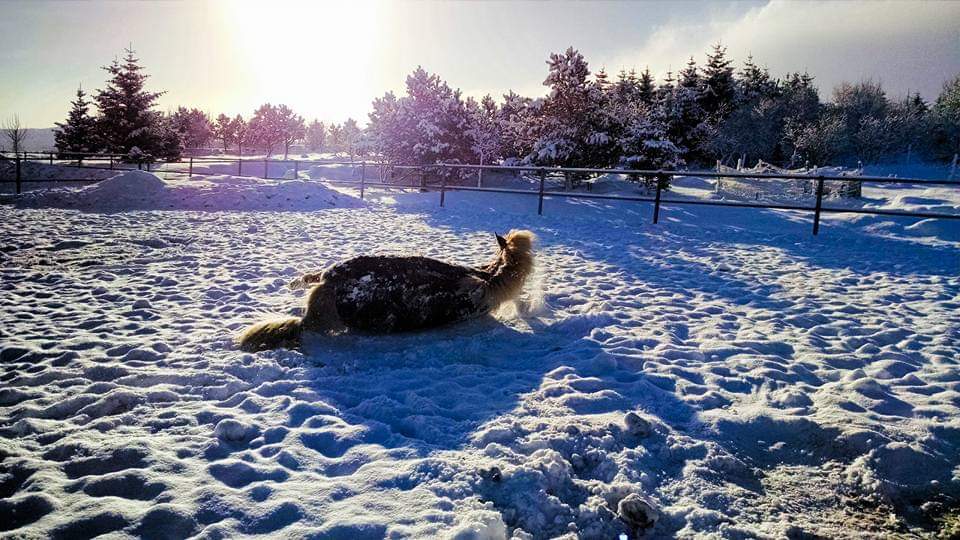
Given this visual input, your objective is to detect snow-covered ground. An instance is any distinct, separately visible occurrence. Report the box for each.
[1,166,958,538]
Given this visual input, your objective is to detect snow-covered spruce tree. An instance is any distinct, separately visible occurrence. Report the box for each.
[94,47,170,158]
[638,68,656,107]
[658,60,708,166]
[700,43,737,120]
[54,86,101,156]
[617,103,682,191]
[213,113,236,154]
[327,123,344,156]
[305,120,326,153]
[497,91,536,163]
[465,94,503,182]
[340,118,362,161]
[931,75,960,160]
[709,56,783,165]
[366,67,473,170]
[171,107,213,150]
[153,113,185,161]
[528,47,619,187]
[777,72,822,165]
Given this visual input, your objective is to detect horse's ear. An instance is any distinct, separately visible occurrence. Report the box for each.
[495,233,507,250]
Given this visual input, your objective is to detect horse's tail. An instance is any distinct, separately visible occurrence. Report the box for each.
[238,317,302,352]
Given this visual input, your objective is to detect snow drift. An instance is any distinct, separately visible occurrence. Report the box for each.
[13,170,364,211]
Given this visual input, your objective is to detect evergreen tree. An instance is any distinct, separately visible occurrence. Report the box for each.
[637,68,656,106]
[931,75,960,159]
[678,57,701,90]
[305,120,326,153]
[365,67,473,168]
[737,55,778,105]
[54,86,100,155]
[340,118,362,161]
[94,47,168,157]
[497,91,536,162]
[172,107,214,150]
[232,115,250,156]
[465,95,502,167]
[213,113,236,154]
[529,47,618,173]
[701,43,736,118]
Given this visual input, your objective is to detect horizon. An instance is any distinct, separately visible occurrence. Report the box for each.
[2,0,958,128]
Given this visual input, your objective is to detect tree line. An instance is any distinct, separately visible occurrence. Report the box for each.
[52,46,960,171]
[52,48,364,161]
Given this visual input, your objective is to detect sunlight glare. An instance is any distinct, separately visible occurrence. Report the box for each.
[219,0,378,122]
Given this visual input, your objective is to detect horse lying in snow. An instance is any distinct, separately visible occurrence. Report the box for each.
[238,230,536,352]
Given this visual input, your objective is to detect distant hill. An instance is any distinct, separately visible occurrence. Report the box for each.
[22,128,56,151]
[1,128,56,152]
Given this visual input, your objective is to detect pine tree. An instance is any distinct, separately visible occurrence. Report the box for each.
[701,43,736,118]
[232,115,250,156]
[678,57,700,90]
[738,55,778,105]
[172,107,213,150]
[340,118,362,161]
[213,113,235,154]
[54,86,100,156]
[638,68,656,106]
[530,47,617,173]
[94,47,168,157]
[305,120,326,153]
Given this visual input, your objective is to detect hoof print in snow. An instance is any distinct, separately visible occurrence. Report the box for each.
[623,412,652,438]
[213,418,259,442]
[617,493,659,533]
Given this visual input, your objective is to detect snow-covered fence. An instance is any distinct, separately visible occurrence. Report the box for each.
[4,152,960,236]
[716,161,863,202]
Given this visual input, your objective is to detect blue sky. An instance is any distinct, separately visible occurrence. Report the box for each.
[1,0,958,127]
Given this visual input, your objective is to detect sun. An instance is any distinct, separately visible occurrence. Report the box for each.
[217,0,379,123]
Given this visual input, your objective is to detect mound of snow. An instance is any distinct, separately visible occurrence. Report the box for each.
[14,172,363,211]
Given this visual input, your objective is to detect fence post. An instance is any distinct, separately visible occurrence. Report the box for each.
[419,166,426,191]
[812,175,825,235]
[49,152,53,166]
[138,160,142,171]
[440,167,446,207]
[79,155,83,168]
[537,169,546,215]
[360,167,365,200]
[294,160,299,179]
[361,161,366,182]
[263,159,268,179]
[653,171,665,224]
[109,155,114,170]
[238,158,242,176]
[189,156,193,177]
[15,155,22,194]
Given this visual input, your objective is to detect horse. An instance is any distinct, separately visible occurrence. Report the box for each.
[238,230,536,352]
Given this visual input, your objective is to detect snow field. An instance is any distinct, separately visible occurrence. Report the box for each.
[0,170,958,538]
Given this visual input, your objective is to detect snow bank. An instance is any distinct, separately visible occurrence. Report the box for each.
[13,170,363,211]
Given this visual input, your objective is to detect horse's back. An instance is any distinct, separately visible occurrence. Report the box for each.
[325,255,488,332]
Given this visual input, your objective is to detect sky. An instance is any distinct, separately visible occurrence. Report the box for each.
[1,0,958,128]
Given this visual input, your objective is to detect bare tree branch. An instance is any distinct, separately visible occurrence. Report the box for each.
[2,114,30,154]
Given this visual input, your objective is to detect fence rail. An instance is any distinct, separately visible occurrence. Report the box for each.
[3,152,959,236]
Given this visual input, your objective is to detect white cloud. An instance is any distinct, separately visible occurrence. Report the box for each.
[606,0,960,100]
